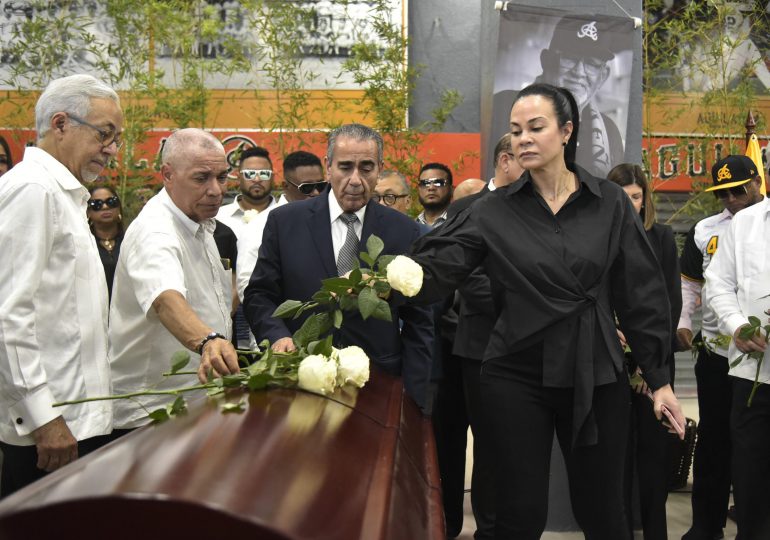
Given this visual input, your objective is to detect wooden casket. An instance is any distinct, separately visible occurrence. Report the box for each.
[0,368,444,540]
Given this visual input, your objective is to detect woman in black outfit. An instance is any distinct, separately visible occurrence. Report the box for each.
[408,83,685,539]
[609,163,682,540]
[87,185,124,302]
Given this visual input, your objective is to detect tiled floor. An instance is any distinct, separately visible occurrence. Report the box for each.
[455,397,738,539]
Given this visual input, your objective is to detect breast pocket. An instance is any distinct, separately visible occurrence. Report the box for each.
[738,242,768,280]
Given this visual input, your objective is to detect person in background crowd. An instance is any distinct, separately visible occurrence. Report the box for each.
[243,123,434,413]
[373,170,412,214]
[608,163,682,540]
[236,150,326,302]
[0,74,122,496]
[87,185,124,302]
[452,178,486,201]
[439,131,524,540]
[416,162,453,227]
[704,163,770,540]
[0,134,13,176]
[108,128,238,437]
[679,155,763,540]
[408,83,683,539]
[216,146,276,238]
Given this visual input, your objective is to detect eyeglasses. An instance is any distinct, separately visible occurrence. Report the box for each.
[714,185,748,199]
[418,178,449,188]
[285,178,328,195]
[558,53,605,76]
[88,195,120,211]
[372,193,409,206]
[241,169,273,181]
[68,114,123,150]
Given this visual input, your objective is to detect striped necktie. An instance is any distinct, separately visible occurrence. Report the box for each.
[336,213,359,276]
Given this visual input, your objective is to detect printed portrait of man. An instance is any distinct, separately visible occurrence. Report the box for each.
[490,9,635,179]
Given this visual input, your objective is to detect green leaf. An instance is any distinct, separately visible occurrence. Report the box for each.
[312,290,334,304]
[221,401,245,414]
[222,374,245,388]
[339,295,358,311]
[371,298,393,322]
[315,335,335,357]
[748,315,762,327]
[170,395,187,415]
[333,309,343,329]
[349,268,362,284]
[170,350,191,374]
[739,325,758,340]
[248,373,271,390]
[359,252,375,268]
[293,313,331,348]
[730,354,746,368]
[377,254,396,272]
[373,280,391,295]
[148,409,170,424]
[273,300,304,319]
[366,234,384,261]
[322,276,354,289]
[358,286,380,320]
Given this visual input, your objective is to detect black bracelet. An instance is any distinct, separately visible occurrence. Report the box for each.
[196,332,226,355]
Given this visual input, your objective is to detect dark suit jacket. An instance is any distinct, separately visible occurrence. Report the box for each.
[243,192,435,412]
[446,186,496,361]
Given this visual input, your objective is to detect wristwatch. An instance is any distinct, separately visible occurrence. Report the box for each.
[196,332,226,355]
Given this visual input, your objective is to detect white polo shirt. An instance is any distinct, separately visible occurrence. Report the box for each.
[109,188,232,428]
[0,147,112,445]
[704,197,770,383]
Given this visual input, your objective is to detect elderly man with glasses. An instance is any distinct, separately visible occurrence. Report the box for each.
[679,155,763,540]
[0,74,122,496]
[373,170,412,215]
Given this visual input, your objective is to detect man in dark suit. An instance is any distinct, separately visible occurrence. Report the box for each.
[243,123,434,412]
[440,133,523,539]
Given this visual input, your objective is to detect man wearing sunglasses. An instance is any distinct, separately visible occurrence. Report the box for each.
[416,162,453,228]
[216,146,276,239]
[679,155,763,540]
[235,150,326,302]
[0,75,122,495]
[243,123,434,413]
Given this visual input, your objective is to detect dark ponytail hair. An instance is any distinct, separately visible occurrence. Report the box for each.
[513,83,580,166]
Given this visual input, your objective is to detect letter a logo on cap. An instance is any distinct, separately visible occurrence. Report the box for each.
[577,21,599,41]
[717,163,732,181]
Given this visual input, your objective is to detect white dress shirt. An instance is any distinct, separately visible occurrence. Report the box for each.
[704,197,770,383]
[328,190,365,263]
[0,147,112,445]
[216,195,276,239]
[236,194,288,301]
[109,188,232,428]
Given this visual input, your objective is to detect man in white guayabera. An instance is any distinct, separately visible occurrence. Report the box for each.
[0,74,122,496]
[108,128,239,436]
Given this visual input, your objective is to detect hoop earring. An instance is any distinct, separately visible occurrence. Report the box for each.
[562,142,567,147]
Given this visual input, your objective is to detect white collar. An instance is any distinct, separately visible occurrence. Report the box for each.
[157,188,215,236]
[328,189,367,224]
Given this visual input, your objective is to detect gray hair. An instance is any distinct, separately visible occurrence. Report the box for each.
[326,123,383,164]
[378,170,409,193]
[161,128,224,167]
[35,74,119,138]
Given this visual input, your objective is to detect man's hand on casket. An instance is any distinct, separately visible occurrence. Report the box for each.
[271,337,296,353]
[32,416,78,472]
[197,338,240,383]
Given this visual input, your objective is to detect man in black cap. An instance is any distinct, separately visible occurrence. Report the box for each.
[704,156,770,540]
[492,16,623,178]
[679,155,763,540]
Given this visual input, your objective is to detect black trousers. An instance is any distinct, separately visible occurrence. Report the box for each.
[461,357,495,540]
[0,433,114,498]
[689,344,732,534]
[481,372,631,540]
[624,390,672,540]
[731,376,770,540]
[432,342,469,537]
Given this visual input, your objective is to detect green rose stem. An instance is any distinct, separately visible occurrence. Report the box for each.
[53,383,215,407]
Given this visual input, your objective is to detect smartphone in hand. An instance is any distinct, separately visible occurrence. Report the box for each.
[645,389,685,440]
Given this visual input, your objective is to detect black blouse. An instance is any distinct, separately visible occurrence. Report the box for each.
[410,166,672,446]
[95,231,123,303]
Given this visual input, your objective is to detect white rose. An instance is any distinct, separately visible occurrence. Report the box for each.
[386,255,423,297]
[297,354,338,395]
[242,209,260,223]
[335,346,370,388]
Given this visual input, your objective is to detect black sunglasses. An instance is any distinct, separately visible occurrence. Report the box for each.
[418,178,449,188]
[88,195,120,211]
[714,185,748,199]
[286,178,328,195]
